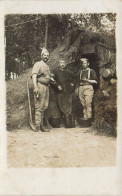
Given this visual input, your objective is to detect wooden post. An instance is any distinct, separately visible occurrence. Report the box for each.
[44,16,49,48]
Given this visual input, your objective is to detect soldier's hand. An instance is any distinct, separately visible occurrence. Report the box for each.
[34,87,38,94]
[58,85,62,90]
[82,77,88,81]
[50,73,55,77]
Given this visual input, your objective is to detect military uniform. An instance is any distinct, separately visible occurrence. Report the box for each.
[53,67,76,116]
[32,60,51,128]
[78,68,98,119]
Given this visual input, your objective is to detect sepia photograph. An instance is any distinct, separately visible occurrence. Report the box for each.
[0,0,122,195]
[6,13,117,168]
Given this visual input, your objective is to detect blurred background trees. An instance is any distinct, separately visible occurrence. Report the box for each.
[5,13,116,79]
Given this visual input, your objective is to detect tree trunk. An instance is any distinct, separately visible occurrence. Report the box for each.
[44,16,49,48]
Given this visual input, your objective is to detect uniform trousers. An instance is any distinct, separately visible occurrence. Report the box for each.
[34,82,49,126]
[57,93,72,116]
[78,85,94,119]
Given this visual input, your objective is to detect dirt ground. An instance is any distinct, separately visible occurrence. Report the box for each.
[7,126,116,168]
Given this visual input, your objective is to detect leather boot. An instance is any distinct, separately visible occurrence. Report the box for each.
[35,125,40,132]
[71,114,75,128]
[40,123,50,132]
[88,118,92,126]
[64,114,75,128]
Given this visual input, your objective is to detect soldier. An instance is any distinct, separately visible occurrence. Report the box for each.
[52,59,77,128]
[78,58,98,124]
[32,48,51,132]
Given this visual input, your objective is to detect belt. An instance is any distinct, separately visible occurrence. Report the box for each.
[80,84,92,86]
[38,81,50,86]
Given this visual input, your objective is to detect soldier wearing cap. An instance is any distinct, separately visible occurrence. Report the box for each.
[32,48,51,132]
[78,58,98,124]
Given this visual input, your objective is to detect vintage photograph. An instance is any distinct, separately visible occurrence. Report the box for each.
[5,13,117,168]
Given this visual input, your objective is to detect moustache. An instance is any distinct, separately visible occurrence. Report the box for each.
[44,58,48,61]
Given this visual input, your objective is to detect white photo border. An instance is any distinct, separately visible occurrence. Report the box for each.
[0,0,122,195]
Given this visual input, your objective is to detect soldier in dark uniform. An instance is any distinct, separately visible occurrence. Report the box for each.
[52,59,77,127]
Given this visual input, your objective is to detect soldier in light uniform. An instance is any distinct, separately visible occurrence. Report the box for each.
[32,48,51,132]
[78,58,98,124]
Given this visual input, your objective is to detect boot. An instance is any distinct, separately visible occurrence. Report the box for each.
[87,118,92,126]
[40,123,50,132]
[64,114,75,128]
[78,115,92,127]
[49,117,60,128]
[71,114,75,128]
[35,125,40,132]
[43,117,53,129]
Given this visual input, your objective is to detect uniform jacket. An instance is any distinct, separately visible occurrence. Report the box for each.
[32,60,51,84]
[77,67,98,86]
[52,67,77,94]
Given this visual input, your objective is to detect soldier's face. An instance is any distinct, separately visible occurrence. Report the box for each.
[59,60,66,69]
[81,60,89,69]
[42,53,49,62]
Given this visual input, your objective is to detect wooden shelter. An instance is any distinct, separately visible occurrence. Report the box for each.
[64,28,116,85]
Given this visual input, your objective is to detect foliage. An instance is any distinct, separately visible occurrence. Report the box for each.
[5,13,116,75]
[69,13,116,34]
